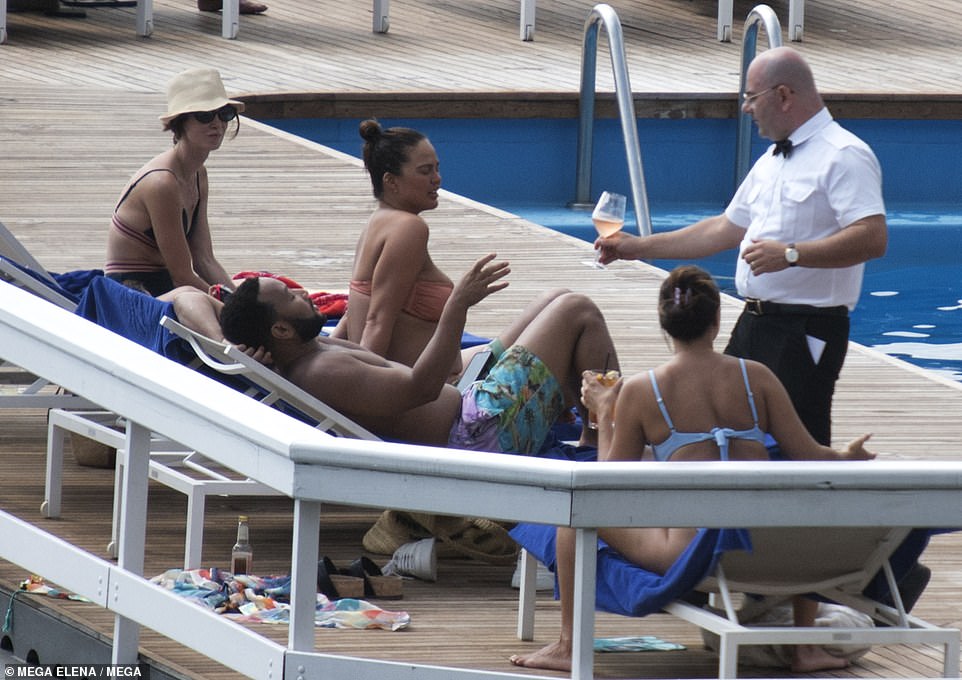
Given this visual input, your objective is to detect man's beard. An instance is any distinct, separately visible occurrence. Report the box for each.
[290,312,327,341]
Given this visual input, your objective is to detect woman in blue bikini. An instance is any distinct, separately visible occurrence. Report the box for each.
[511,264,874,674]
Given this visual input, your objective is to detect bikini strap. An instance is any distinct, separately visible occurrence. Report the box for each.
[114,168,177,211]
[188,172,202,231]
[649,370,676,431]
[737,358,760,426]
[710,428,733,461]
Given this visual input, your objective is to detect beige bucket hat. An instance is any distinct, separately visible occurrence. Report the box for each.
[159,68,245,125]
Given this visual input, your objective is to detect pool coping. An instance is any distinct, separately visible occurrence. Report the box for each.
[239,91,962,121]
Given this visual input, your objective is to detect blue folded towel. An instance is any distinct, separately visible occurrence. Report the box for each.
[509,523,751,618]
[0,255,100,306]
[75,275,189,362]
[53,268,103,300]
[510,521,938,618]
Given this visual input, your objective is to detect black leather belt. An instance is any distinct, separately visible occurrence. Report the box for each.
[743,298,848,317]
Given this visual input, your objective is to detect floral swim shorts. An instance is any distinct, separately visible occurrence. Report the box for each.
[447,345,563,455]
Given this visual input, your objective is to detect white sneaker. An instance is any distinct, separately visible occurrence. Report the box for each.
[382,537,437,582]
[511,555,555,590]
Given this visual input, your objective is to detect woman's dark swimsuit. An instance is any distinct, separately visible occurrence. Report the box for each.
[105,168,200,296]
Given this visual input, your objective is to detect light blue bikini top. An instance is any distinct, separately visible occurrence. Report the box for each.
[649,358,767,462]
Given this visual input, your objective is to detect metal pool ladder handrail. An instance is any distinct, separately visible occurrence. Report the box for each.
[734,4,783,189]
[573,3,652,237]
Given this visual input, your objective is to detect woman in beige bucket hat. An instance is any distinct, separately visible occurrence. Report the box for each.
[104,67,244,298]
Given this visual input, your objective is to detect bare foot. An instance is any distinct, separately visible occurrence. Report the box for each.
[238,0,267,14]
[509,641,572,673]
[791,645,849,673]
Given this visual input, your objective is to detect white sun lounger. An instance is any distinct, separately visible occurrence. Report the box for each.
[0,0,152,45]
[43,314,379,569]
[160,315,378,441]
[666,526,958,677]
[368,1,804,43]
[517,527,959,678]
[717,0,804,41]
[369,0,536,40]
[0,219,94,409]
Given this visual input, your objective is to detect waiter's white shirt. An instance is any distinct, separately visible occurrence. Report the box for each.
[726,107,885,310]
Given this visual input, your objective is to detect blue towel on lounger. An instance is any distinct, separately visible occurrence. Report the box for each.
[509,522,938,618]
[73,276,349,429]
[75,275,190,362]
[509,523,752,617]
[53,268,104,300]
[0,255,102,306]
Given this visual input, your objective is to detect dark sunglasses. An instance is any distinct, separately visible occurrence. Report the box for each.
[190,105,238,124]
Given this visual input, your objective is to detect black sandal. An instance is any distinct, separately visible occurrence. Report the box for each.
[347,556,403,600]
[316,557,364,600]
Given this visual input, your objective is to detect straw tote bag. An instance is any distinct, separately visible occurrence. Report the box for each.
[363,510,518,565]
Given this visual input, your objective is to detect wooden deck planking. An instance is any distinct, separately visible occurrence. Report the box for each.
[1,430,960,680]
[1,0,962,96]
[1,85,962,678]
[1,0,962,676]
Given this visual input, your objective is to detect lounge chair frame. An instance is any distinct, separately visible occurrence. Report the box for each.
[517,526,961,679]
[161,315,378,441]
[368,1,806,43]
[0,219,95,409]
[43,315,378,568]
[0,0,152,44]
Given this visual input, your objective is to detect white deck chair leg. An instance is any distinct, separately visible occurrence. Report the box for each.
[372,0,389,33]
[112,422,149,665]
[718,635,739,679]
[0,0,8,45]
[516,548,537,640]
[788,0,804,41]
[222,0,238,39]
[519,0,535,41]
[183,489,206,569]
[109,448,125,558]
[717,0,733,41]
[571,528,597,680]
[945,634,961,677]
[135,0,153,37]
[42,421,69,518]
[289,499,321,651]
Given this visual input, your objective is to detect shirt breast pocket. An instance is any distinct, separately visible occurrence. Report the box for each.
[781,182,817,231]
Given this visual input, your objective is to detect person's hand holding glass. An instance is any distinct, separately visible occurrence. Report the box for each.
[591,191,626,269]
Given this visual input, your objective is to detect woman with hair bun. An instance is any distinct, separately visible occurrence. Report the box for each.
[335,119,570,381]
[337,119,452,367]
[511,264,874,674]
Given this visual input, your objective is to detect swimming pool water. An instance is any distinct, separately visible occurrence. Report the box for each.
[268,116,962,382]
[503,204,962,383]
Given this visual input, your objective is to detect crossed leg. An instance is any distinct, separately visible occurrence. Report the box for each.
[507,292,619,444]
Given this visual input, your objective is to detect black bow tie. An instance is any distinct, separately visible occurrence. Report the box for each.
[773,139,794,158]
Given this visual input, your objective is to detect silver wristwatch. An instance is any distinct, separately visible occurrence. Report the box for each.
[785,243,799,266]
